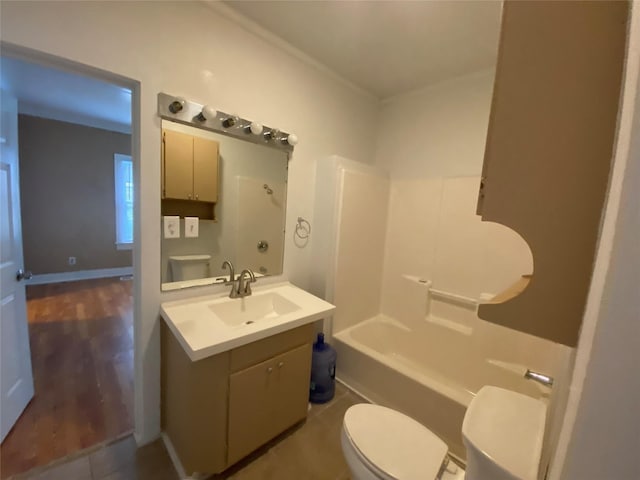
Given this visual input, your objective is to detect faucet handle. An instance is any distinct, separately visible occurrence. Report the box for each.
[239,269,256,295]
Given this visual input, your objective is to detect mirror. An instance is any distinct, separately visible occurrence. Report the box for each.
[160,119,288,291]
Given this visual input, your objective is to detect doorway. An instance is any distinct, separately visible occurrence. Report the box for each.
[0,53,138,478]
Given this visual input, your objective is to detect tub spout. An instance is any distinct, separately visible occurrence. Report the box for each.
[524,369,554,387]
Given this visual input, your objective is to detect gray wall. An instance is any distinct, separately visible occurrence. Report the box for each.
[19,114,132,274]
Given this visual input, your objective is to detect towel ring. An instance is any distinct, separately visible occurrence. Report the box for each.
[295,217,311,239]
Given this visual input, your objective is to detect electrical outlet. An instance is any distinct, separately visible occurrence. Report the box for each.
[68,256,76,266]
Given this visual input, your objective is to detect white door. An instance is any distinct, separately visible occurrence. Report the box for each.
[0,90,34,442]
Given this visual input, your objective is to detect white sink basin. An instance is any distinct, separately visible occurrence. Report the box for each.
[160,282,335,361]
[209,292,301,327]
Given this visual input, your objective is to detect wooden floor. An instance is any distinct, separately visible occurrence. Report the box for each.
[0,277,134,479]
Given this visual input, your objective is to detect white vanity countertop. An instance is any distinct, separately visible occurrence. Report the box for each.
[160,281,335,361]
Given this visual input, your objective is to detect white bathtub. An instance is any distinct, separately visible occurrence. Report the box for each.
[333,313,549,460]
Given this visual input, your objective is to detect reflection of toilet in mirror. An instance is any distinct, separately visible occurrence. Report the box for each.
[341,386,547,480]
[169,255,211,281]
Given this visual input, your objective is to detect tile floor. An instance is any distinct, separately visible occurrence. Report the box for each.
[10,383,364,480]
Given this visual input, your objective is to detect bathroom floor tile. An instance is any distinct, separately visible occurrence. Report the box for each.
[17,456,92,480]
[89,436,175,480]
[227,382,366,480]
[12,436,178,480]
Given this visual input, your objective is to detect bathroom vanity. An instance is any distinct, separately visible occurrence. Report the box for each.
[159,282,335,475]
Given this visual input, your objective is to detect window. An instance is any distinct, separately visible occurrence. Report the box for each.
[114,154,133,249]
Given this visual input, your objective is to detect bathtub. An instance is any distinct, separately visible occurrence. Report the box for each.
[333,313,548,460]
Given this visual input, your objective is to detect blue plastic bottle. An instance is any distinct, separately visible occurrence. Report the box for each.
[309,332,337,403]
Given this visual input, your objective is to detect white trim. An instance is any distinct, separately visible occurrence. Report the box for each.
[28,266,133,285]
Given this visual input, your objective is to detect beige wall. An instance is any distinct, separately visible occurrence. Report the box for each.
[19,114,132,273]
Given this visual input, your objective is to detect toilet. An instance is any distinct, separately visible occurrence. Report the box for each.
[169,254,211,281]
[341,386,547,480]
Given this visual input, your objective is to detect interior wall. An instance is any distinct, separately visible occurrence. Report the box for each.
[549,4,640,477]
[0,0,379,443]
[18,114,132,274]
[559,88,640,479]
[374,69,495,178]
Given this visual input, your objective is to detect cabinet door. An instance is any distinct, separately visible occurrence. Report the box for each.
[228,355,277,465]
[272,343,312,435]
[227,344,311,466]
[193,137,219,203]
[476,1,628,346]
[163,129,193,200]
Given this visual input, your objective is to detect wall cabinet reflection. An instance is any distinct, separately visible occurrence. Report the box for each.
[162,129,219,203]
[160,120,288,291]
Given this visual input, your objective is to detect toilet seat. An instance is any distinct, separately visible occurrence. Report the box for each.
[343,404,448,480]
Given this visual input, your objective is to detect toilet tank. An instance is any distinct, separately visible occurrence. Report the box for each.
[169,255,211,281]
[462,386,547,480]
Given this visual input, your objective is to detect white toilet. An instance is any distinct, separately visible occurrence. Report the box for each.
[341,386,547,480]
[169,254,211,281]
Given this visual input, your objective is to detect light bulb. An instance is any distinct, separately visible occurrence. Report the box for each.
[196,105,217,122]
[222,115,239,128]
[249,122,263,135]
[283,133,298,146]
[168,97,186,114]
[201,105,217,120]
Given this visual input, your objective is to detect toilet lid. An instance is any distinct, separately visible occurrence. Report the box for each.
[343,404,448,480]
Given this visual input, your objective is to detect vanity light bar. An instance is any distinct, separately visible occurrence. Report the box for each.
[157,92,295,152]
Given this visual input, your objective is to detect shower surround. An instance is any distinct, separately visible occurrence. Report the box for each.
[313,156,570,459]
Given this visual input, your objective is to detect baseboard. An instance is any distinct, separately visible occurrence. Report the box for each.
[161,432,209,480]
[28,266,133,285]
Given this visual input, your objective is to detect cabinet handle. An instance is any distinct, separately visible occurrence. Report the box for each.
[267,367,273,373]
[278,362,284,368]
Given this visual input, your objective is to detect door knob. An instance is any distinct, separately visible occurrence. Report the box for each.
[16,269,33,281]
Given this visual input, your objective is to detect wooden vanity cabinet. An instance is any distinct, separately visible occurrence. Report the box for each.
[162,129,219,203]
[161,322,314,476]
[476,1,628,346]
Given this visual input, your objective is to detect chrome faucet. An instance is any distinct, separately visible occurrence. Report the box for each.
[237,269,256,298]
[221,261,255,298]
[524,369,554,387]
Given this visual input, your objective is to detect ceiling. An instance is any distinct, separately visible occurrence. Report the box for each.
[0,56,131,133]
[0,2,502,129]
[221,0,503,99]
